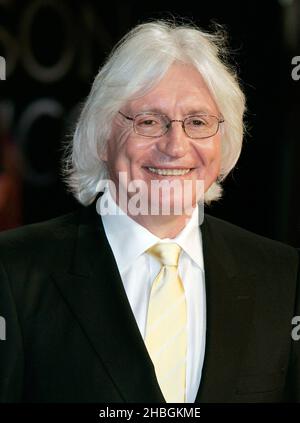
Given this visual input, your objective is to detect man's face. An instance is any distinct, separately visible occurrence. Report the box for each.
[102,63,222,216]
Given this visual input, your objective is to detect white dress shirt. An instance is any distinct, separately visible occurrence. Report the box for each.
[96,189,206,403]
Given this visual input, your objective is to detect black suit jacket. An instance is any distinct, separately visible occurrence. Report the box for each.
[0,202,299,403]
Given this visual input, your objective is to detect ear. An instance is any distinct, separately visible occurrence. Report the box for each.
[100,151,108,161]
[99,145,108,161]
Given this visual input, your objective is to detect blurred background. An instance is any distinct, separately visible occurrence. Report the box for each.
[0,0,299,246]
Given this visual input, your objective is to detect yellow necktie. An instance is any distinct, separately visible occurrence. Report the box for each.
[145,243,187,403]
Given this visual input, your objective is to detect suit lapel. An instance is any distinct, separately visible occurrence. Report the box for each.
[195,214,256,402]
[51,203,165,402]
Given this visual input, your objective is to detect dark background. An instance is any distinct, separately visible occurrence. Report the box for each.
[0,0,299,246]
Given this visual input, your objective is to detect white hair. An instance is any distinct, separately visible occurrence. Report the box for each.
[62,19,246,205]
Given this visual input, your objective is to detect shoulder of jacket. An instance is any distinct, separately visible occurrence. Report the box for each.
[0,208,82,259]
[203,213,298,258]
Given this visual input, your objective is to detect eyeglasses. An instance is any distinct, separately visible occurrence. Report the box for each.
[118,110,224,140]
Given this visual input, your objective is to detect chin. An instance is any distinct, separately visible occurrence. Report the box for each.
[148,194,196,217]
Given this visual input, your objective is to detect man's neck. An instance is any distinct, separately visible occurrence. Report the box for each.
[126,212,193,239]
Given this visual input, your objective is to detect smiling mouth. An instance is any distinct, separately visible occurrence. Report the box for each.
[146,167,192,176]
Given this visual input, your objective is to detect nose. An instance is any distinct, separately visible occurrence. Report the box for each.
[155,121,189,158]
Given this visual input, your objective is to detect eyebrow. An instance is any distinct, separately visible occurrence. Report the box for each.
[186,108,216,116]
[135,106,217,116]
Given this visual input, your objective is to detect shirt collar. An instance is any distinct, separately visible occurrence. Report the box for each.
[97,188,204,273]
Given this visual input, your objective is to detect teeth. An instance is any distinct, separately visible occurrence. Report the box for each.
[147,167,191,176]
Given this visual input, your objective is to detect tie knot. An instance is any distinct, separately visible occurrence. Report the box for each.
[147,243,181,267]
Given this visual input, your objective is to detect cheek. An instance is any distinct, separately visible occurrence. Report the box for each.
[106,137,152,180]
[104,131,132,168]
[122,137,155,166]
[195,137,221,167]
[206,138,221,176]
[205,139,221,184]
[210,142,221,170]
[207,135,221,161]
[194,138,221,188]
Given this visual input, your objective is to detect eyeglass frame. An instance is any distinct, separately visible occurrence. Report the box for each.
[118,110,224,140]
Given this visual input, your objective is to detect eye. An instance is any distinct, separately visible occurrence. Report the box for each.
[136,115,160,127]
[141,119,156,126]
[187,117,207,127]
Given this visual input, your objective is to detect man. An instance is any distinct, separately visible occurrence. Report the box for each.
[0,20,299,403]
